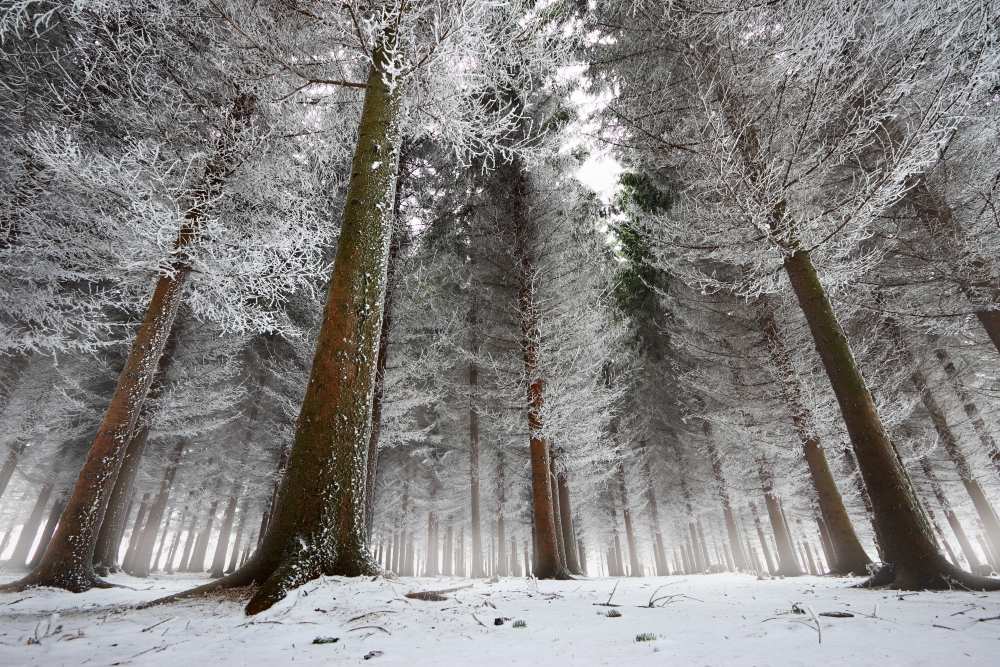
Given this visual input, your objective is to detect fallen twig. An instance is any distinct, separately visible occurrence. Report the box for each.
[140,617,172,633]
[594,580,622,607]
[405,585,473,601]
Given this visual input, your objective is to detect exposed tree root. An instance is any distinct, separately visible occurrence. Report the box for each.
[856,562,1000,591]
[137,563,264,609]
[0,569,114,594]
[245,556,322,615]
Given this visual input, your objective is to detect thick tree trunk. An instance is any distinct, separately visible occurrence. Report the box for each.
[93,426,150,576]
[783,247,997,589]
[759,304,871,575]
[5,94,256,593]
[150,49,409,614]
[10,482,53,567]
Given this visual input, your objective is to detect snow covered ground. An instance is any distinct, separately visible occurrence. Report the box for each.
[1,572,998,665]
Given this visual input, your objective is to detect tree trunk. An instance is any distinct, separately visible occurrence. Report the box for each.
[920,457,985,572]
[93,426,150,576]
[496,451,508,576]
[703,426,749,571]
[550,459,567,570]
[0,443,26,504]
[210,493,239,577]
[164,508,186,574]
[10,482,53,567]
[364,220,405,539]
[618,463,642,577]
[6,94,256,593]
[757,460,802,576]
[187,499,219,572]
[641,455,668,576]
[122,493,151,573]
[750,503,777,575]
[759,303,871,574]
[934,347,1000,478]
[178,509,200,572]
[556,471,582,575]
[469,360,485,578]
[28,489,68,570]
[128,440,186,577]
[226,498,251,574]
[782,246,994,589]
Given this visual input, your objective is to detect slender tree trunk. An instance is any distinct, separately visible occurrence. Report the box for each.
[187,499,219,572]
[28,489,68,570]
[641,455,668,576]
[757,460,801,576]
[364,220,405,539]
[759,304,871,574]
[750,503,777,575]
[617,463,642,577]
[164,508,186,574]
[227,498,251,574]
[556,472,582,575]
[783,247,992,588]
[703,427,749,571]
[926,507,961,568]
[178,509,200,572]
[6,95,256,593]
[934,347,1000,477]
[128,440,186,577]
[550,459,567,570]
[443,523,454,576]
[123,493,151,573]
[496,451,508,576]
[469,359,484,578]
[0,443,26,504]
[920,457,985,572]
[10,482,53,567]
[210,493,239,577]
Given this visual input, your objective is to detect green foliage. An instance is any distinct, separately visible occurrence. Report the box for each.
[606,609,622,618]
[635,632,657,642]
[513,619,527,628]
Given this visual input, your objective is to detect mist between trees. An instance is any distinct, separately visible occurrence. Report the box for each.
[1,0,999,618]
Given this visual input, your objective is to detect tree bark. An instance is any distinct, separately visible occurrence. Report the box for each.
[496,451,508,576]
[187,499,219,572]
[920,457,986,572]
[10,482,53,567]
[28,489,68,570]
[5,94,256,593]
[617,463,642,577]
[759,303,871,574]
[226,498,251,574]
[750,503,777,575]
[0,443,26,504]
[757,460,802,576]
[703,426,749,571]
[933,347,1000,478]
[556,471,582,575]
[128,440,186,577]
[210,493,239,578]
[782,246,996,589]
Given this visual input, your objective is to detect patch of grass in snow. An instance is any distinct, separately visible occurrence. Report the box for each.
[635,632,657,642]
[606,609,622,618]
[512,619,527,628]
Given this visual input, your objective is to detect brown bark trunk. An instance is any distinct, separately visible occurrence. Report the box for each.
[758,460,802,576]
[557,471,582,575]
[123,493,151,573]
[618,463,642,577]
[703,426,749,571]
[783,247,989,588]
[227,498,251,574]
[496,451,508,576]
[550,459,567,569]
[920,457,985,572]
[750,503,777,575]
[759,303,871,574]
[9,95,256,593]
[93,426,149,576]
[186,500,219,572]
[28,489,68,570]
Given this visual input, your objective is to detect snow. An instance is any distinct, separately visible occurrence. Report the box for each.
[1,572,998,665]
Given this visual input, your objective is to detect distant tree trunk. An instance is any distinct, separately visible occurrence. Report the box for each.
[703,426,749,571]
[907,178,1000,356]
[890,324,1000,564]
[164,508,186,574]
[496,451,508,576]
[750,503,777,575]
[469,357,485,578]
[187,499,219,572]
[456,526,466,577]
[226,498,251,574]
[151,508,173,572]
[178,509,200,572]
[617,463,642,577]
[443,524,454,576]
[782,246,995,589]
[28,489,68,570]
[550,459,567,570]
[5,94,257,593]
[926,507,961,568]
[757,461,801,576]
[0,442,26,504]
[920,457,984,572]
[123,493,151,573]
[934,347,1000,477]
[759,304,871,574]
[128,440,186,577]
[10,482,54,567]
[641,455,668,576]
[210,492,239,577]
[364,220,405,539]
[424,511,439,576]
[556,471,582,575]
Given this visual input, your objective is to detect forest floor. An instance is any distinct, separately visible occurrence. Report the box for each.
[1,571,999,665]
